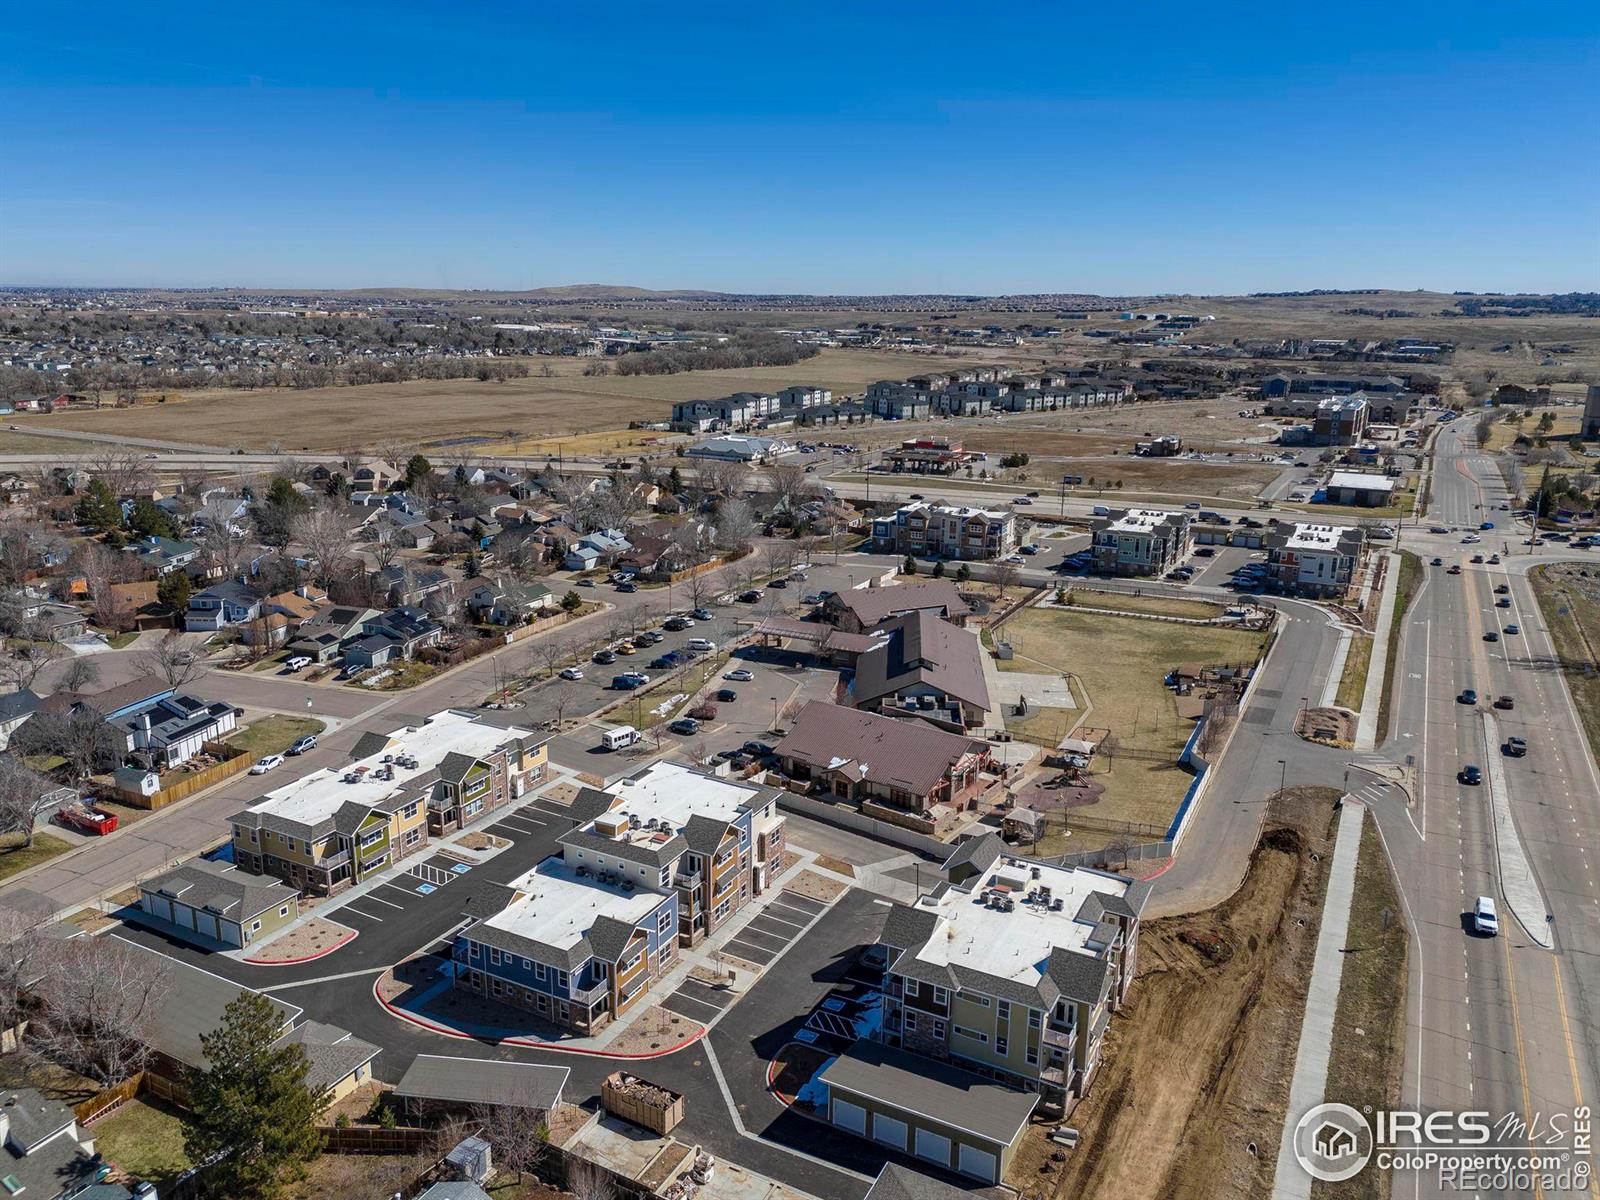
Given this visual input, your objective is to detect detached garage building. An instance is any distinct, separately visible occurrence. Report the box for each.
[819,1040,1038,1184]
[137,858,299,949]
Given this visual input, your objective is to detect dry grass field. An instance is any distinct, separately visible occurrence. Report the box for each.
[3,348,930,452]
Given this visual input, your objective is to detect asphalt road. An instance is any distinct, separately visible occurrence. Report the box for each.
[1372,419,1599,1199]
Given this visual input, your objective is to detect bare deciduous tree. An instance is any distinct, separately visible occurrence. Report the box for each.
[712,496,757,555]
[59,656,99,693]
[567,1159,617,1200]
[0,756,51,850]
[138,630,201,690]
[29,936,169,1086]
[290,502,354,589]
[469,1100,548,1183]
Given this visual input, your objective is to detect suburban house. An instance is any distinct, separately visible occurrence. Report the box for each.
[343,606,443,671]
[0,688,41,750]
[1263,523,1365,598]
[563,529,631,572]
[465,578,555,625]
[137,858,300,949]
[775,701,995,815]
[1322,471,1396,508]
[184,578,262,632]
[37,677,241,769]
[371,508,437,550]
[850,610,991,730]
[1089,508,1193,577]
[815,836,1148,1180]
[242,586,330,647]
[0,1085,113,1198]
[126,534,201,576]
[452,761,785,1034]
[872,501,1018,561]
[351,460,402,493]
[374,564,454,608]
[230,710,547,893]
[284,604,380,664]
[821,580,972,634]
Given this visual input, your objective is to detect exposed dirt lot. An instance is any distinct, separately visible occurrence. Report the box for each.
[1024,788,1340,1200]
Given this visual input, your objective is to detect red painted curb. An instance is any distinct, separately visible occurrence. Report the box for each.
[243,928,358,966]
[371,976,707,1058]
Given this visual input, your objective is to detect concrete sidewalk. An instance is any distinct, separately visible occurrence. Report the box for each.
[1271,799,1366,1200]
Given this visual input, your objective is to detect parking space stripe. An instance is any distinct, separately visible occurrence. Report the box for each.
[752,909,807,931]
[677,981,734,1008]
[381,882,419,899]
[745,917,804,940]
[360,892,405,910]
[339,905,384,923]
[661,993,723,1021]
[734,925,790,946]
[725,940,775,963]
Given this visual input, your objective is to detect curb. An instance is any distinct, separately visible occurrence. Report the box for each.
[371,975,707,1058]
[242,926,359,966]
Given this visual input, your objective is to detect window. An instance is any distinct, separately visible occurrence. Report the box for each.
[1025,1047,1039,1067]
[556,970,569,990]
[996,1036,1008,1056]
[489,948,502,966]
[285,838,296,852]
[250,920,261,933]
[932,1019,947,1039]
[954,1025,988,1044]
[534,962,547,981]
[997,1000,1010,1020]
[521,958,532,970]
[932,985,949,1005]
[904,1012,918,1032]
[964,993,990,1008]
[278,905,290,917]
[1028,1009,1042,1029]
[401,801,419,820]
[657,908,673,934]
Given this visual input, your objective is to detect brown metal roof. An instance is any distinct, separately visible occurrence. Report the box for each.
[851,610,990,713]
[775,701,987,797]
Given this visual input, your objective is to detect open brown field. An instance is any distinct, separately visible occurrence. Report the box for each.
[3,348,938,452]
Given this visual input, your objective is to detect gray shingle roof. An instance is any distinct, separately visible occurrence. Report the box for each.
[395,1055,568,1111]
[820,1040,1038,1147]
[142,859,298,921]
[941,832,1004,879]
[586,915,643,964]
[272,1020,379,1095]
[681,813,734,855]
[865,1164,987,1200]
[880,902,940,953]
[1044,946,1110,1006]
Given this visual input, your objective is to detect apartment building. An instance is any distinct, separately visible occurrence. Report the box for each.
[230,710,548,894]
[878,835,1147,1105]
[668,391,781,432]
[1585,384,1600,439]
[1312,395,1370,446]
[1089,508,1193,576]
[1263,522,1365,598]
[872,500,1018,561]
[1259,372,1407,400]
[451,762,786,1033]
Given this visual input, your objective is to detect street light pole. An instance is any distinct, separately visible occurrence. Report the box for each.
[1278,758,1287,798]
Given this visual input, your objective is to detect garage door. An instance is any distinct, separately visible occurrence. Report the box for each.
[914,1128,951,1166]
[958,1144,998,1183]
[832,1100,866,1136]
[872,1114,908,1151]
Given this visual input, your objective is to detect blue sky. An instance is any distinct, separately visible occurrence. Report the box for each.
[3,1,1596,294]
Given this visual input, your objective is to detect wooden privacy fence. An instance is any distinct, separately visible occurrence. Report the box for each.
[319,1124,433,1154]
[74,1072,145,1124]
[108,742,250,809]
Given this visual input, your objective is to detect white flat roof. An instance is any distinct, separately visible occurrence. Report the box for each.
[482,855,661,952]
[605,761,765,838]
[1326,471,1395,492]
[1284,523,1351,552]
[1105,508,1180,534]
[245,710,530,828]
[909,857,1129,986]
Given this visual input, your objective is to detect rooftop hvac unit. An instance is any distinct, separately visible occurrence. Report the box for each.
[1030,866,1041,879]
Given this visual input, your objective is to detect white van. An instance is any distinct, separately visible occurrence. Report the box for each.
[1092,505,1112,516]
[601,726,640,751]
[686,638,717,653]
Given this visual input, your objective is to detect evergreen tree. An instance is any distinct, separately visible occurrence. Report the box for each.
[901,555,917,576]
[74,479,121,533]
[931,559,946,578]
[157,570,193,613]
[668,466,684,494]
[560,590,582,611]
[404,453,433,488]
[956,563,972,583]
[183,992,327,1200]
[127,497,177,539]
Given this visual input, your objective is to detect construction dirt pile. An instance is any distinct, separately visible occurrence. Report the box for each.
[1032,787,1340,1200]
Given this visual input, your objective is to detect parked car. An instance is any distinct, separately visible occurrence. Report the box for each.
[715,688,738,703]
[287,734,318,756]
[669,717,701,736]
[1459,764,1482,785]
[615,641,637,655]
[742,740,776,758]
[250,755,284,775]
[615,580,637,593]
[284,655,312,672]
[725,668,754,682]
[768,578,788,589]
[692,608,714,621]
[802,594,822,605]
[1472,895,1499,936]
[593,649,617,664]
[737,589,763,603]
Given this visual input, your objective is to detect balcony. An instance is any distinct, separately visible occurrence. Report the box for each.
[1042,1024,1075,1051]
[673,870,702,891]
[570,979,609,1007]
[317,849,350,871]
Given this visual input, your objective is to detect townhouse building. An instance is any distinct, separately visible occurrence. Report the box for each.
[230,710,548,893]
[1263,522,1365,598]
[1089,508,1193,577]
[451,762,787,1033]
[1312,395,1370,446]
[668,391,782,432]
[877,834,1148,1107]
[872,500,1017,561]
